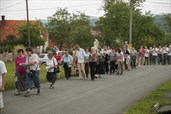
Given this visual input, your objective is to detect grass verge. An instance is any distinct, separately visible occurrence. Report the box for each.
[126,80,171,114]
[5,61,65,90]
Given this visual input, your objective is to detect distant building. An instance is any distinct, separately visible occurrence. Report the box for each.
[0,16,49,52]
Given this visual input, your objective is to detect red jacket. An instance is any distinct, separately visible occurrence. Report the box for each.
[138,48,146,58]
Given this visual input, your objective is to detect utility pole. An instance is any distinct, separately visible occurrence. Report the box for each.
[129,0,132,44]
[26,0,30,47]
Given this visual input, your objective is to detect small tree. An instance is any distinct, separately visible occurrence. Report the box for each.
[47,8,71,50]
[18,21,45,47]
[69,12,94,49]
[5,34,17,46]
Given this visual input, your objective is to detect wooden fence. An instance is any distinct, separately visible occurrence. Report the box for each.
[0,52,16,62]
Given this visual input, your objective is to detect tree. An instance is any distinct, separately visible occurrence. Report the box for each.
[70,26,94,49]
[97,0,165,48]
[97,1,130,47]
[18,21,45,47]
[4,34,17,46]
[164,14,171,31]
[103,0,145,11]
[69,12,94,49]
[163,14,171,45]
[47,8,71,50]
[0,34,18,52]
[132,12,164,47]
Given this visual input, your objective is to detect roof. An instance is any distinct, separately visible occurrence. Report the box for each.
[0,20,48,43]
[0,20,25,42]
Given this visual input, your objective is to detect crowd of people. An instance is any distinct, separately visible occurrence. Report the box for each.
[0,43,171,112]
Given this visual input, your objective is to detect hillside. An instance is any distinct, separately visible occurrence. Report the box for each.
[154,14,171,33]
[41,16,99,27]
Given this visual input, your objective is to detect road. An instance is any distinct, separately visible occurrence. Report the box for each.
[3,65,171,114]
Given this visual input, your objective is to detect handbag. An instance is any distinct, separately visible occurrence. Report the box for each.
[53,58,60,74]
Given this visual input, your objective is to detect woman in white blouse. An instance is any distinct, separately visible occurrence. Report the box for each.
[46,51,58,89]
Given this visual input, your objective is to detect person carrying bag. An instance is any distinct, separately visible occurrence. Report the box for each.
[46,51,58,89]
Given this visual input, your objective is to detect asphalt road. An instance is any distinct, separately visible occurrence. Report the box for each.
[3,65,171,114]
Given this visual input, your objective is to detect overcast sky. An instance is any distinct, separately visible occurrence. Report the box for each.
[0,0,170,20]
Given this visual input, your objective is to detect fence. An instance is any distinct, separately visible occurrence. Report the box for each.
[0,52,16,62]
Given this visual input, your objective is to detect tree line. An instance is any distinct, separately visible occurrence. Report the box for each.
[97,0,171,48]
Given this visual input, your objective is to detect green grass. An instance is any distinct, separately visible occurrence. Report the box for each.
[5,61,65,90]
[126,80,171,114]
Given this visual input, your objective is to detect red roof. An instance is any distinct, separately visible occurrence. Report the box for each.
[0,20,25,42]
[0,20,48,42]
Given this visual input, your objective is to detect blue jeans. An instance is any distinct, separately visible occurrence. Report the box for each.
[110,61,116,74]
[153,56,158,65]
[26,70,40,89]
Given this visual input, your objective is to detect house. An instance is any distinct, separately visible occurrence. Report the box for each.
[0,15,49,52]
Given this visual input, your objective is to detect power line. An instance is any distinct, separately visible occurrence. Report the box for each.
[145,1,171,5]
[142,1,171,6]
[1,3,99,12]
[0,2,23,11]
[140,1,171,7]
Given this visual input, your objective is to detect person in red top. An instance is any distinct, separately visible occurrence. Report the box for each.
[15,49,27,96]
[138,46,146,67]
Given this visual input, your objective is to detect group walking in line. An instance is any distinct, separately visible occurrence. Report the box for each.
[0,43,171,113]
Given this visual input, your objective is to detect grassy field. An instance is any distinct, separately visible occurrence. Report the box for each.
[126,80,171,114]
[5,61,65,90]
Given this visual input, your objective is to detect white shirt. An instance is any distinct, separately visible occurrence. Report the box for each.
[166,47,169,52]
[107,50,112,55]
[131,50,137,56]
[46,57,57,72]
[158,48,163,54]
[168,48,171,56]
[162,49,167,54]
[76,48,85,63]
[152,48,158,56]
[0,61,7,85]
[121,52,125,61]
[26,53,39,72]
[144,49,149,57]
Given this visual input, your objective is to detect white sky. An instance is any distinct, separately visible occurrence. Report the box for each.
[0,0,170,20]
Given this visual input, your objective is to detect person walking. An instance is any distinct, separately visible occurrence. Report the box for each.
[72,51,79,77]
[116,48,124,75]
[144,46,149,65]
[46,51,58,89]
[130,47,137,69]
[95,51,105,78]
[152,46,158,65]
[62,50,73,80]
[84,48,90,79]
[14,49,27,96]
[109,48,116,74]
[167,45,171,65]
[89,47,97,81]
[158,46,163,65]
[138,46,145,67]
[162,46,168,65]
[124,47,131,70]
[74,45,86,80]
[0,60,7,113]
[22,48,40,97]
[104,51,110,74]
[149,47,153,65]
